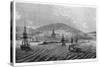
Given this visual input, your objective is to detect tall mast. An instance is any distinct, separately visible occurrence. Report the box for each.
[61,34,66,46]
[23,26,28,39]
[51,28,56,38]
[22,19,29,46]
[20,12,31,51]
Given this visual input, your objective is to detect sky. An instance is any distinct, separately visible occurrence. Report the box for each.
[16,2,96,33]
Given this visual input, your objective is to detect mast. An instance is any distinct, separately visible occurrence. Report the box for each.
[22,26,29,46]
[22,17,29,47]
[20,12,31,51]
[61,34,66,46]
[51,28,56,38]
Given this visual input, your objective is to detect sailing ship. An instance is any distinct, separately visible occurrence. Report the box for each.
[20,26,31,51]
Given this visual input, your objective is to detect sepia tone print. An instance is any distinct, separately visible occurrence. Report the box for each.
[15,2,96,63]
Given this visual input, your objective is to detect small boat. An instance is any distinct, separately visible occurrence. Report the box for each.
[68,44,82,53]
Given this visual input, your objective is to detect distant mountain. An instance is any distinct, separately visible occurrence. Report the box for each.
[16,23,85,37]
[35,23,82,34]
[16,23,95,41]
[34,23,96,40]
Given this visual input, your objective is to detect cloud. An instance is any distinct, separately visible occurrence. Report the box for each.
[16,11,21,20]
[82,23,88,29]
[16,3,96,32]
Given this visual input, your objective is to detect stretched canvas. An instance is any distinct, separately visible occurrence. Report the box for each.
[10,0,97,66]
